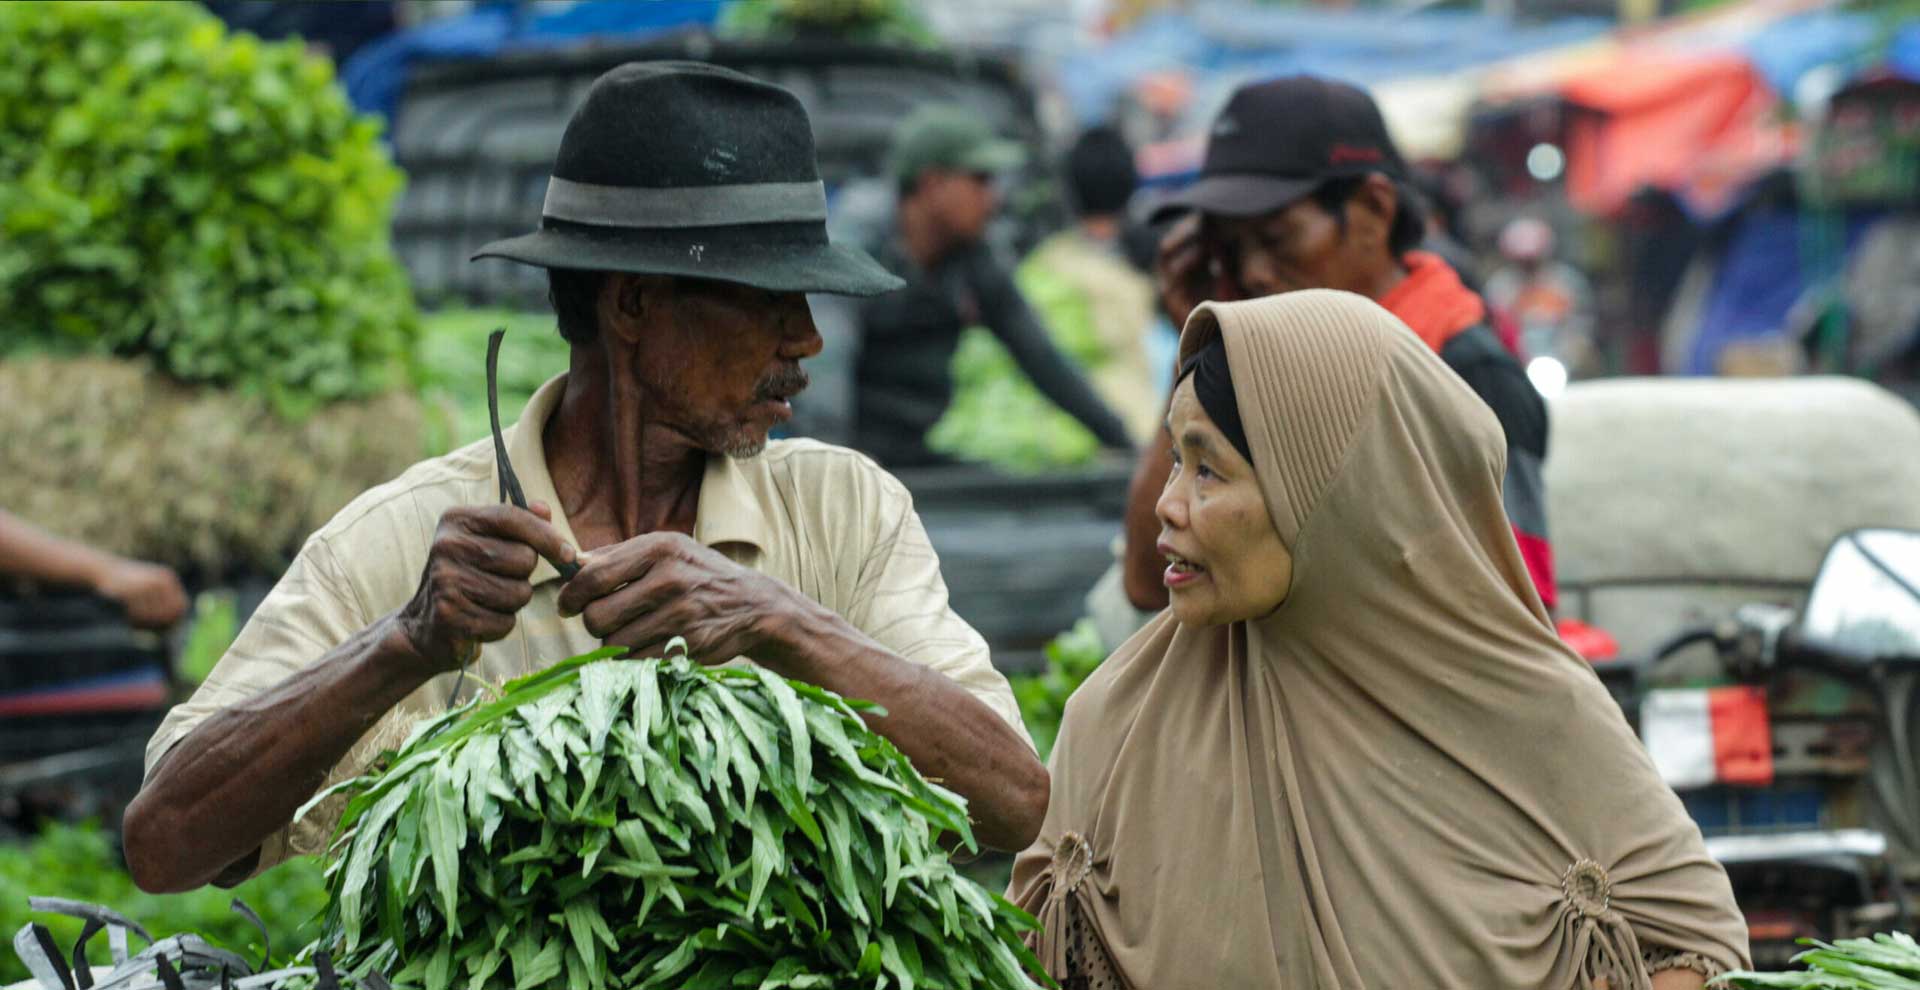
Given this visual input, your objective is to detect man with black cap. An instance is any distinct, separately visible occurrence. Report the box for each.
[1119,75,1556,617]
[124,62,1049,893]
[849,105,1136,467]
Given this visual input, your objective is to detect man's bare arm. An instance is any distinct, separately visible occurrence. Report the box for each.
[124,615,434,892]
[763,600,1047,851]
[124,504,575,892]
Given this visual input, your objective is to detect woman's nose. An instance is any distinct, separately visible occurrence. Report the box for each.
[1155,478,1187,530]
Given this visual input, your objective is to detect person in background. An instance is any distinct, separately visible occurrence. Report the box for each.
[1122,75,1556,620]
[852,105,1135,467]
[1015,126,1162,445]
[0,509,190,629]
[1487,215,1599,375]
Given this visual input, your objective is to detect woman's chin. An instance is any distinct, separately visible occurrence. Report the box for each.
[1169,595,1224,627]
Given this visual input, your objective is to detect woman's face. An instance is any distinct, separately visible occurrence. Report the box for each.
[1156,374,1294,626]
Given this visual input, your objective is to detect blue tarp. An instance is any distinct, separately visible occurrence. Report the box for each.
[1889,22,1920,83]
[1686,208,1881,375]
[1054,3,1609,127]
[342,0,726,123]
[1740,11,1879,101]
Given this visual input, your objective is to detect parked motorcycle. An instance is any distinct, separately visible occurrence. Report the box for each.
[1594,528,1920,967]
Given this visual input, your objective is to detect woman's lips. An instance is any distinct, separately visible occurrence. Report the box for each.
[1159,542,1208,589]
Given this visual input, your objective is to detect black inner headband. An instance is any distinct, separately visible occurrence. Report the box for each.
[1176,337,1253,466]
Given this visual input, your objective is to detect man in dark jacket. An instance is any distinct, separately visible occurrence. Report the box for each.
[1122,76,1556,614]
[851,106,1135,467]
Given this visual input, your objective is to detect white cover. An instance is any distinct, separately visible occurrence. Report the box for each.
[1545,376,1920,654]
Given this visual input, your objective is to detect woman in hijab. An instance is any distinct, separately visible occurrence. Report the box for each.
[1008,290,1747,990]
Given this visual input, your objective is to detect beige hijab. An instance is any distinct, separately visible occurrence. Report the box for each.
[1009,290,1748,989]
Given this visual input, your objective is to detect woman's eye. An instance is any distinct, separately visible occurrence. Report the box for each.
[1195,463,1216,481]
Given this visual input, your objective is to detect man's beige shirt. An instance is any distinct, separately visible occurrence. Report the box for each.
[146,374,1028,872]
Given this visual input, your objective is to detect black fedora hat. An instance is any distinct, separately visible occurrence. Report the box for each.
[473,61,903,297]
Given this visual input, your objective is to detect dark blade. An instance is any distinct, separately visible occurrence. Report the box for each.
[487,329,528,509]
[486,328,580,581]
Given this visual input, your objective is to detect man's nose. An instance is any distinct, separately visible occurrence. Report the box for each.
[1238,249,1279,297]
[779,295,823,358]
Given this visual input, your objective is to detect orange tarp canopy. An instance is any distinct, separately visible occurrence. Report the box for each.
[1559,54,1786,215]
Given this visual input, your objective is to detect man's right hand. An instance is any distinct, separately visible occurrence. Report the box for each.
[395,502,575,675]
[1154,212,1209,331]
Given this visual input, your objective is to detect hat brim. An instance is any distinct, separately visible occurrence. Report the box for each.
[1146,173,1320,224]
[957,139,1027,175]
[471,226,905,297]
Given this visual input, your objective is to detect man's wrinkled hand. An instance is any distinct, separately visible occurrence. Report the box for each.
[556,532,797,670]
[397,502,575,676]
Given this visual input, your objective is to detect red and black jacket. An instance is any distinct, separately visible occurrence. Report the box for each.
[1384,252,1557,610]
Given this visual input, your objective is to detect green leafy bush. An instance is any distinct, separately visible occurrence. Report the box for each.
[719,0,936,44]
[309,646,1047,990]
[926,327,1103,474]
[1008,619,1107,760]
[0,1,418,416]
[415,308,571,449]
[0,822,328,985]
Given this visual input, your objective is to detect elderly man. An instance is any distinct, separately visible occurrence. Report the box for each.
[123,61,1047,893]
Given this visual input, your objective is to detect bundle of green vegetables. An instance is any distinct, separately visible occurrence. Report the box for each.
[1008,619,1107,760]
[303,644,1047,990]
[1715,933,1920,988]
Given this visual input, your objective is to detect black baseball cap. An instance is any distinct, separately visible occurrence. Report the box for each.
[1150,75,1408,222]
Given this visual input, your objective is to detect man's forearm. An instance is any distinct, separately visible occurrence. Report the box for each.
[123,613,433,892]
[760,601,1049,851]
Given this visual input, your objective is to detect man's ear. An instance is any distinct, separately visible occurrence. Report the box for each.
[1347,174,1399,251]
[601,273,660,345]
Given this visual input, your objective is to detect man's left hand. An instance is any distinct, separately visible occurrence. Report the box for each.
[555,533,801,668]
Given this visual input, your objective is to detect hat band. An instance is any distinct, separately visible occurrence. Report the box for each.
[541,176,827,230]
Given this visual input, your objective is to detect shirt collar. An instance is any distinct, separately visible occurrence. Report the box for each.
[500,374,578,586]
[692,449,773,554]
[501,374,771,585]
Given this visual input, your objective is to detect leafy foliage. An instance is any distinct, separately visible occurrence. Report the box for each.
[178,591,241,685]
[0,1,418,416]
[1007,620,1108,760]
[0,822,328,985]
[415,309,571,450]
[1715,933,1920,988]
[308,646,1049,990]
[926,328,1103,474]
[719,0,936,45]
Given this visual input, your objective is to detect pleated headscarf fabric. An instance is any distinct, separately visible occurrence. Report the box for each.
[1008,289,1748,988]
